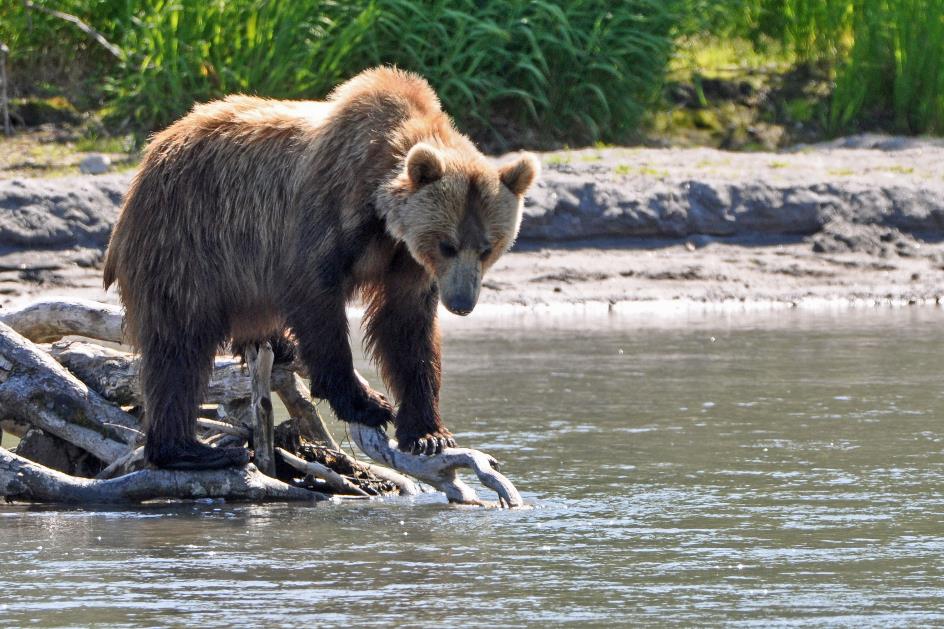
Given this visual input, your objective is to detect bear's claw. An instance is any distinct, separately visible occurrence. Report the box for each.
[398,433,457,456]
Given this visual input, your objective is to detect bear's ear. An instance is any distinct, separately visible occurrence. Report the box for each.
[406,142,445,188]
[499,152,540,196]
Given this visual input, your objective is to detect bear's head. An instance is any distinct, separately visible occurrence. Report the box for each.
[379,143,540,315]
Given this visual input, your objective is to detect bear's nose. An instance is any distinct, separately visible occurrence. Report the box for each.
[444,294,475,316]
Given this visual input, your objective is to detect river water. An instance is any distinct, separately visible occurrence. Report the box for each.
[2,307,943,626]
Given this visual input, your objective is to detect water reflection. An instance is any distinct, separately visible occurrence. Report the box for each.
[2,308,943,624]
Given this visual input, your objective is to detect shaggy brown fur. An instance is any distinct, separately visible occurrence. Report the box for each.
[103,67,539,470]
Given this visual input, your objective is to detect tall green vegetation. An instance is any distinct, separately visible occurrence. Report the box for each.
[679,0,944,136]
[0,0,128,108]
[2,0,943,142]
[831,0,944,134]
[0,0,675,146]
[366,1,674,143]
[773,0,944,135]
[106,1,382,132]
[675,0,851,58]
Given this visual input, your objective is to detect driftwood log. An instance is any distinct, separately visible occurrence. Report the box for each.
[0,298,124,343]
[0,323,136,463]
[0,447,326,503]
[350,424,522,507]
[0,298,523,507]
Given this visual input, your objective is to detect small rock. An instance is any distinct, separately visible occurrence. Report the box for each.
[14,428,101,476]
[686,234,715,249]
[79,154,112,175]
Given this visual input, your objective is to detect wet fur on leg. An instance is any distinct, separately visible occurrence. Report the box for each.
[288,283,395,429]
[138,325,252,471]
[363,249,455,454]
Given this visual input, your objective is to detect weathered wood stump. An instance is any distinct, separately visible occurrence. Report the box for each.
[245,341,276,476]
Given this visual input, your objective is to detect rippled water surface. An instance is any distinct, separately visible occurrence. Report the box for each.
[3,308,944,626]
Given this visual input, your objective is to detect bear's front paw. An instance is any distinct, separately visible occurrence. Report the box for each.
[397,430,457,456]
[351,387,395,427]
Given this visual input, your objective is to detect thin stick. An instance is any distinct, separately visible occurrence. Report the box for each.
[277,448,370,497]
[95,446,143,480]
[22,1,122,59]
[196,418,249,438]
[0,43,10,136]
[1,298,125,344]
[273,371,340,449]
[349,424,523,508]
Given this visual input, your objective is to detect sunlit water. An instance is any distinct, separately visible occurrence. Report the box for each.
[2,307,943,626]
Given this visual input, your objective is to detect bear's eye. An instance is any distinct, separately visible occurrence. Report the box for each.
[439,241,458,258]
[479,247,493,261]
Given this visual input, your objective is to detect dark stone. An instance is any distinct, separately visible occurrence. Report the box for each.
[808,219,922,257]
[14,429,103,477]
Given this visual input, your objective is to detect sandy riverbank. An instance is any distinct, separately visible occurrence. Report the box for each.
[4,234,943,316]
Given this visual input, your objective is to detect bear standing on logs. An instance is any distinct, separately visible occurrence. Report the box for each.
[103,67,539,470]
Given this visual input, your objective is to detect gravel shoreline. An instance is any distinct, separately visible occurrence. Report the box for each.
[2,135,943,313]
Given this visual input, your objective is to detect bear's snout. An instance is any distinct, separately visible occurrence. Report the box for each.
[438,253,481,316]
[443,292,476,316]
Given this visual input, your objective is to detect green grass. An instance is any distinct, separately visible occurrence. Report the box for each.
[829,0,944,134]
[884,165,915,175]
[784,98,815,123]
[613,163,667,177]
[544,154,573,166]
[105,1,382,132]
[675,0,852,62]
[74,134,134,153]
[827,168,855,177]
[670,34,795,81]
[678,0,944,137]
[1,0,677,146]
[3,0,944,146]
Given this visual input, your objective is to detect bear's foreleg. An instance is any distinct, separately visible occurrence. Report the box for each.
[289,288,395,428]
[363,272,456,456]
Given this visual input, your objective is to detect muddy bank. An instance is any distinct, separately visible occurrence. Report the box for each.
[526,136,944,240]
[1,136,944,311]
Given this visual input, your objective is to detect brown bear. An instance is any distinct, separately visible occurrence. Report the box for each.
[103,67,539,470]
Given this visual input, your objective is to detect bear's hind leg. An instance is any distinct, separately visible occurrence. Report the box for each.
[140,329,250,470]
